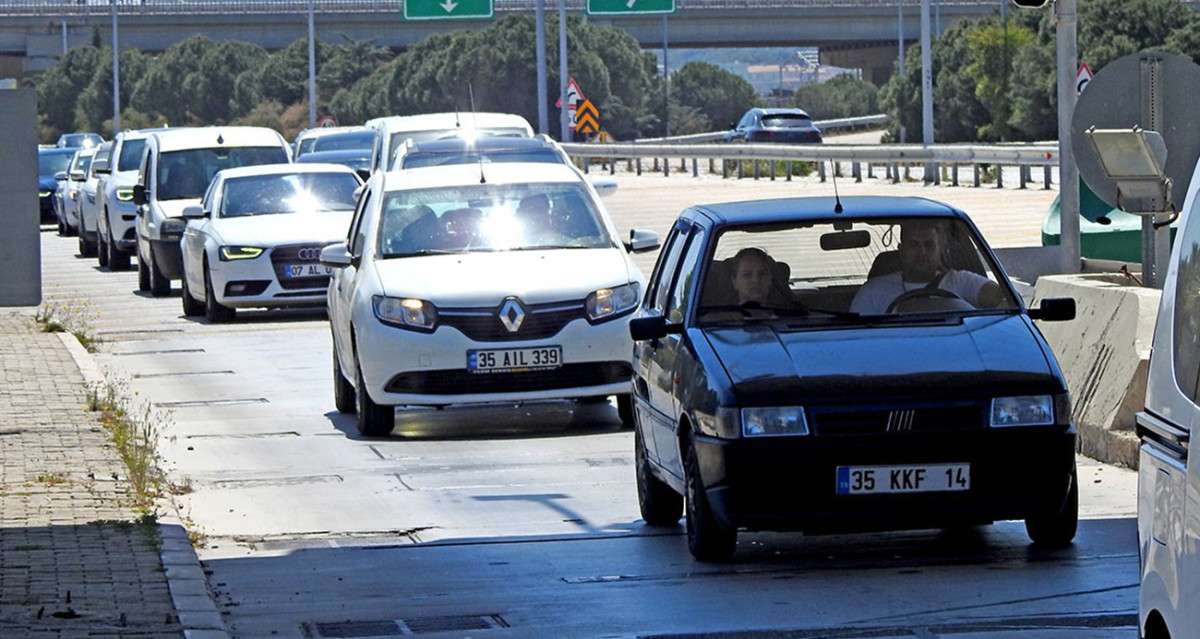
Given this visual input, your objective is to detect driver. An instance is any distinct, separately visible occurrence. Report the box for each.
[850,220,1004,314]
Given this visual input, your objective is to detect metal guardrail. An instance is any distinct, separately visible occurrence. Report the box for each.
[634,114,890,145]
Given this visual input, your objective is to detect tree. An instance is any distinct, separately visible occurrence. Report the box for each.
[965,21,1034,141]
[669,61,757,133]
[36,46,100,135]
[75,47,150,134]
[1078,0,1191,69]
[792,75,879,120]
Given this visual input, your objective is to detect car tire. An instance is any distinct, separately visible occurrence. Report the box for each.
[97,231,110,268]
[137,252,150,292]
[617,394,635,429]
[354,358,394,437]
[180,273,204,317]
[684,439,737,562]
[147,246,171,297]
[57,218,66,236]
[203,263,236,323]
[1025,466,1078,548]
[636,425,683,526]
[107,226,130,270]
[78,234,96,258]
[332,338,357,414]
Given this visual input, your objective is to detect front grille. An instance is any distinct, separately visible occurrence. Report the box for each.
[811,402,985,436]
[271,244,331,290]
[386,361,632,395]
[440,300,587,342]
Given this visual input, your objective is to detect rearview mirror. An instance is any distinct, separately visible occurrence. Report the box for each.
[54,171,68,181]
[630,315,683,341]
[1028,297,1076,322]
[588,176,619,198]
[820,229,872,251]
[625,228,661,254]
[181,205,206,219]
[132,184,147,206]
[320,242,354,268]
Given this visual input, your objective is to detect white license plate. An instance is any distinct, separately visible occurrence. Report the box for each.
[282,263,332,278]
[467,346,562,373]
[836,463,970,495]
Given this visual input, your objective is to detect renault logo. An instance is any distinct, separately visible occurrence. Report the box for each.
[498,298,525,333]
[885,410,916,433]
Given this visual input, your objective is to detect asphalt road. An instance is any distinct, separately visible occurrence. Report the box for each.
[36,174,1137,639]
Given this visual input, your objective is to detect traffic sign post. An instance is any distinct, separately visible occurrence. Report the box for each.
[405,0,492,20]
[587,0,674,15]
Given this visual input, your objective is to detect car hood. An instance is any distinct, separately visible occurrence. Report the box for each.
[209,211,353,247]
[704,314,1059,405]
[38,177,58,192]
[157,199,201,219]
[111,170,140,187]
[374,247,634,306]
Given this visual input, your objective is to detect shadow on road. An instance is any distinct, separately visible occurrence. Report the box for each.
[325,399,627,442]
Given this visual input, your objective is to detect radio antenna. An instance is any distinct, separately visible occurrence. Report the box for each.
[829,160,844,213]
[468,83,486,184]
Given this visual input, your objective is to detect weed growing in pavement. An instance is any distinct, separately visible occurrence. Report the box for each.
[85,376,171,514]
[36,300,100,352]
[34,472,69,486]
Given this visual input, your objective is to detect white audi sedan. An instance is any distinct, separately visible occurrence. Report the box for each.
[321,162,660,436]
[179,164,362,322]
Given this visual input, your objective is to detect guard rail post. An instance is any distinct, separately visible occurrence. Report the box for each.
[867,163,874,179]
[852,162,861,183]
[1019,166,1028,189]
[951,165,959,186]
[770,161,776,181]
[609,159,615,176]
[818,162,826,183]
[786,161,793,182]
[737,160,744,179]
[663,155,669,177]
[636,158,642,176]
[1043,166,1052,190]
[692,158,698,177]
[722,159,729,179]
[708,158,715,174]
[973,164,981,188]
[996,166,1004,189]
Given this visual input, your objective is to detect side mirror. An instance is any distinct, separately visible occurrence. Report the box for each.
[588,176,618,198]
[624,228,661,254]
[132,184,147,206]
[355,169,371,182]
[629,315,683,341]
[54,171,68,181]
[1028,297,1076,322]
[93,164,110,175]
[320,242,354,268]
[181,205,206,219]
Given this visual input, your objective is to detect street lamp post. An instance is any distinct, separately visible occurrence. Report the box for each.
[535,0,548,134]
[920,0,933,180]
[110,0,120,133]
[662,15,669,138]
[558,0,570,142]
[1056,0,1080,271]
[307,0,317,128]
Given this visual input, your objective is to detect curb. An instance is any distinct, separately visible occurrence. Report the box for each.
[57,331,231,639]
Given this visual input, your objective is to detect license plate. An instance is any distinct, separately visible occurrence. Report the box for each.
[282,263,332,278]
[836,463,970,495]
[467,346,562,374]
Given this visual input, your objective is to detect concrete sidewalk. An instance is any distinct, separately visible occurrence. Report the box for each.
[0,312,182,638]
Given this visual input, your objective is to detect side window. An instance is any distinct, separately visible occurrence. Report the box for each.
[644,225,683,312]
[349,190,372,256]
[650,222,692,314]
[201,180,219,214]
[738,112,754,129]
[1173,195,1200,406]
[666,228,706,323]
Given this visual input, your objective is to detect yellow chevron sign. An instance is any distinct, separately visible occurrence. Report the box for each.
[574,99,600,135]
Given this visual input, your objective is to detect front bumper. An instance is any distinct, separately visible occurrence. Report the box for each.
[106,200,139,251]
[149,238,184,279]
[209,253,329,309]
[356,310,635,407]
[694,427,1076,533]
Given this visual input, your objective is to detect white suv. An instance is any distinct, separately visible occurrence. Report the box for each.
[97,129,164,271]
[321,162,660,436]
[364,112,534,175]
[132,127,291,296]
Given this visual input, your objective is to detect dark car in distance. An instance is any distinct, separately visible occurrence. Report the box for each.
[726,108,823,144]
[38,147,77,224]
[628,196,1079,561]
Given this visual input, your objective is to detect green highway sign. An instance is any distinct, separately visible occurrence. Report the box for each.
[587,0,675,15]
[404,0,493,20]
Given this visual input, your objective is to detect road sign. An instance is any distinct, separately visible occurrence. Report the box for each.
[555,77,585,111]
[587,0,674,14]
[404,0,492,20]
[575,99,600,135]
[317,115,338,128]
[1076,63,1093,95]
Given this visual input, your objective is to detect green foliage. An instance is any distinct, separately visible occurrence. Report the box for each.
[36,46,100,136]
[669,61,758,132]
[791,75,879,120]
[965,21,1034,141]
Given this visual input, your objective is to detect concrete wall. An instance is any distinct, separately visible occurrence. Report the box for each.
[0,89,40,306]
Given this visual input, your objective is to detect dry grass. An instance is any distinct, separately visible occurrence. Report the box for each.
[84,377,170,514]
[36,300,100,352]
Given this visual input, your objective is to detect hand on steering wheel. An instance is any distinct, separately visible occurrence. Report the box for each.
[885,288,965,314]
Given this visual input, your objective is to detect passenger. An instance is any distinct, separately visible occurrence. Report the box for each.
[729,247,794,307]
[850,220,1004,314]
[515,193,553,241]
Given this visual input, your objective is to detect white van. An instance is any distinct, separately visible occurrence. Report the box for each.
[1138,164,1200,639]
[132,127,290,296]
[364,112,534,175]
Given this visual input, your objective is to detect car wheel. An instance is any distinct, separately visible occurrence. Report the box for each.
[203,263,236,323]
[636,425,683,526]
[137,252,150,292]
[78,234,96,258]
[180,272,204,317]
[684,438,736,562]
[57,218,66,236]
[107,227,130,270]
[147,246,171,297]
[1025,466,1078,548]
[332,337,357,414]
[97,231,110,267]
[354,358,394,437]
[617,394,635,429]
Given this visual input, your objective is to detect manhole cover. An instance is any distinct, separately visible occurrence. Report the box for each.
[312,620,402,638]
[310,615,507,637]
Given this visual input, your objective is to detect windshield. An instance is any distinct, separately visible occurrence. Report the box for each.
[698,217,1018,326]
[388,127,528,167]
[297,153,371,171]
[39,153,73,176]
[60,133,101,148]
[155,146,287,201]
[760,114,812,128]
[401,148,562,170]
[117,139,146,172]
[220,172,359,218]
[312,131,375,153]
[378,182,612,258]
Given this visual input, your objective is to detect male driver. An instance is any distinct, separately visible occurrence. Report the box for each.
[850,220,1004,314]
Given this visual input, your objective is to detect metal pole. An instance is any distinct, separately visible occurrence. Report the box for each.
[110,0,120,133]
[61,20,67,56]
[1055,0,1079,273]
[934,0,941,38]
[535,0,548,134]
[662,15,670,138]
[898,1,906,144]
[558,0,571,142]
[920,0,933,181]
[307,0,317,128]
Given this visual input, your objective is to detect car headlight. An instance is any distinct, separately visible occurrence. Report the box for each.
[116,188,135,202]
[219,246,264,261]
[990,395,1055,427]
[373,295,437,332]
[69,189,78,199]
[39,190,51,198]
[585,282,640,322]
[742,407,810,437]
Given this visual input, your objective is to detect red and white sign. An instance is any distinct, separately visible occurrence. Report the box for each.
[555,77,586,112]
[1076,63,1094,96]
[317,115,339,128]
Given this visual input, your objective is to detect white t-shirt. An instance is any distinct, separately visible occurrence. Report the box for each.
[850,270,991,314]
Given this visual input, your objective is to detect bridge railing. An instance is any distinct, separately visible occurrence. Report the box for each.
[562,140,1059,189]
[633,113,889,144]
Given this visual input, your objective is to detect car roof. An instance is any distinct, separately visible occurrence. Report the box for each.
[693,196,965,226]
[409,136,554,153]
[148,127,285,152]
[365,112,533,135]
[381,162,583,192]
[119,127,174,141]
[296,149,371,161]
[216,163,356,179]
[753,108,812,118]
[295,125,369,141]
[39,147,77,156]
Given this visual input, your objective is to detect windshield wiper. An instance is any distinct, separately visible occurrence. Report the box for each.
[508,245,592,251]
[382,248,468,258]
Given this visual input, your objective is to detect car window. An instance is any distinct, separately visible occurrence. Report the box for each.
[312,131,375,153]
[349,189,372,256]
[219,173,359,218]
[139,150,152,187]
[201,180,219,213]
[737,113,754,129]
[296,137,317,157]
[155,146,288,201]
[648,221,691,314]
[645,225,682,310]
[761,114,812,128]
[1173,195,1200,405]
[117,139,147,172]
[401,148,562,170]
[667,227,706,323]
[39,153,73,176]
[387,128,529,167]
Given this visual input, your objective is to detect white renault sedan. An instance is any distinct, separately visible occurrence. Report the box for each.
[179,164,361,322]
[321,163,660,436]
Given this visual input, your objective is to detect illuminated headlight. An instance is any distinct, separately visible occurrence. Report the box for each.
[373,296,437,332]
[39,190,51,198]
[990,395,1055,427]
[741,407,810,437]
[585,282,639,322]
[116,188,135,202]
[219,246,264,261]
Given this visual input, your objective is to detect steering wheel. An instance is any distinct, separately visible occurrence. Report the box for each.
[885,288,968,314]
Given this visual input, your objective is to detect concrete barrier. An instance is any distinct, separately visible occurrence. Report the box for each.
[1033,273,1160,469]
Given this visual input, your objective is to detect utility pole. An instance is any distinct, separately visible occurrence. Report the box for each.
[307,0,317,128]
[898,2,906,143]
[558,0,570,142]
[1056,0,1080,271]
[662,15,669,138]
[920,0,933,180]
[61,20,68,56]
[110,0,120,133]
[535,0,548,135]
